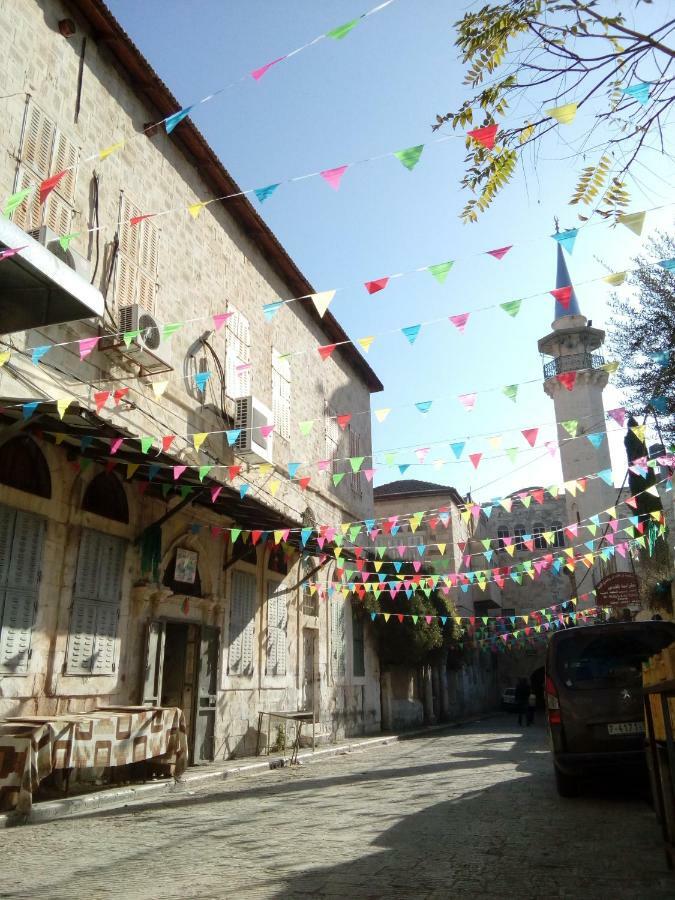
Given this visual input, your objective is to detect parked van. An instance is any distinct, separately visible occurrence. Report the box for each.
[545,621,675,796]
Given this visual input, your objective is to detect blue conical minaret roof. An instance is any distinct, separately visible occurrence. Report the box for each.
[555,241,581,318]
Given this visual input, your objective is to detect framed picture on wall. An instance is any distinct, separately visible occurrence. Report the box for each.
[174,547,199,584]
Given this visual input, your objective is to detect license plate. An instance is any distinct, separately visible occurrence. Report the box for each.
[607,722,644,736]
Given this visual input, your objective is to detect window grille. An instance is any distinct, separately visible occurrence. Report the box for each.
[551,522,565,548]
[514,526,526,551]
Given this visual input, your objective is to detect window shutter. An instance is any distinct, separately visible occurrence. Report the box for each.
[0,504,16,590]
[51,129,79,204]
[114,254,138,310]
[272,351,291,441]
[136,269,157,314]
[266,581,287,676]
[44,192,73,238]
[276,585,287,676]
[92,604,119,674]
[229,570,256,675]
[330,599,345,678]
[21,102,55,179]
[74,528,103,600]
[138,216,159,277]
[97,534,126,605]
[226,309,251,398]
[0,507,44,674]
[66,599,97,673]
[119,195,141,259]
[12,166,42,232]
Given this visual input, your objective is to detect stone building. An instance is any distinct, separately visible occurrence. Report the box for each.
[0,0,384,761]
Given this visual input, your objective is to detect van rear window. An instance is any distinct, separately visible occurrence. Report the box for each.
[557,629,674,690]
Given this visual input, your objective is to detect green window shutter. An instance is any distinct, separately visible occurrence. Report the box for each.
[0,506,45,674]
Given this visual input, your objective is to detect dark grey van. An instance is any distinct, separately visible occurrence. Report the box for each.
[545,621,675,796]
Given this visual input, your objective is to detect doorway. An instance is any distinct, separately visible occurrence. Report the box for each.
[142,620,220,764]
[302,628,317,713]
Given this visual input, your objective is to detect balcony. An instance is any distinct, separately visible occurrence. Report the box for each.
[543,352,605,379]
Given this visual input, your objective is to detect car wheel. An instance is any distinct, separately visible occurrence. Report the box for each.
[554,766,580,798]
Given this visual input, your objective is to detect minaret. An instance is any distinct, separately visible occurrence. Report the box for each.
[538,241,616,577]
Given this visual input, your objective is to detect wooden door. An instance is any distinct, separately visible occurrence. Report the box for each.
[194,625,219,763]
[302,629,316,713]
[141,620,165,706]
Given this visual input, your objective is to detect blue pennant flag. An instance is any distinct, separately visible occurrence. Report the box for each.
[401,324,422,345]
[239,484,250,499]
[254,183,280,204]
[80,436,94,451]
[398,464,410,474]
[288,462,301,479]
[651,395,669,413]
[194,370,211,392]
[586,432,605,448]
[22,402,39,420]
[165,106,194,134]
[263,300,284,322]
[226,429,241,446]
[148,463,161,481]
[301,527,313,547]
[450,442,465,459]
[657,258,675,272]
[552,228,578,255]
[621,82,651,105]
[31,345,50,365]
[415,400,432,413]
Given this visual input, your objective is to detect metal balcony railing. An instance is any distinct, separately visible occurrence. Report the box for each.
[543,352,605,379]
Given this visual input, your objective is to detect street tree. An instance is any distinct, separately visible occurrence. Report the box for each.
[435,1,675,222]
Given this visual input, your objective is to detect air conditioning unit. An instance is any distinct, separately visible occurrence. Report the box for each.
[234,396,273,464]
[28,225,90,281]
[117,304,172,370]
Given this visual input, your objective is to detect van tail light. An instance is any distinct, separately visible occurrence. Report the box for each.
[545,674,561,725]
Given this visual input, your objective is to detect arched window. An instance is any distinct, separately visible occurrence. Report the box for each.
[82,471,129,523]
[514,525,526,551]
[163,547,202,598]
[533,523,546,549]
[0,435,51,498]
[551,522,565,548]
[268,542,288,575]
[497,526,510,551]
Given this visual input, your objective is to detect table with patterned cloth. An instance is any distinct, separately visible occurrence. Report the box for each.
[0,706,187,814]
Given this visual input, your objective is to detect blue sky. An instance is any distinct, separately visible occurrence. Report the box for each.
[108,0,675,502]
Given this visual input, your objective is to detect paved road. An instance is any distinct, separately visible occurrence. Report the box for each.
[2,716,672,899]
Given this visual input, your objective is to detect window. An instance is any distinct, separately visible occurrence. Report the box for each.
[325,405,342,477]
[533,523,546,549]
[352,607,365,677]
[514,526,526,551]
[65,529,126,675]
[551,522,565,548]
[330,598,346,678]
[272,349,291,441]
[497,526,509,551]
[114,194,159,314]
[0,505,45,673]
[228,570,256,675]
[82,472,128,523]
[266,580,287,676]
[0,436,51,498]
[12,100,79,236]
[225,307,251,398]
[348,427,363,497]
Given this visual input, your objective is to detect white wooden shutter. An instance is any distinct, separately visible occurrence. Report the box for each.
[330,599,345,678]
[266,581,287,676]
[92,603,119,675]
[51,129,78,204]
[119,195,141,259]
[228,570,255,675]
[325,408,341,474]
[0,506,44,674]
[12,166,42,232]
[66,600,97,673]
[272,350,291,441]
[44,193,74,237]
[21,102,55,179]
[115,195,158,314]
[226,309,251,398]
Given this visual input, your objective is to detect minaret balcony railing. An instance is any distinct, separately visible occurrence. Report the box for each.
[543,352,605,379]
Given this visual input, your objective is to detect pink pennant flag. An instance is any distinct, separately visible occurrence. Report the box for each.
[363,468,376,482]
[173,465,187,480]
[211,486,223,504]
[318,344,337,361]
[317,459,331,472]
[557,371,577,391]
[449,312,470,333]
[259,424,275,438]
[320,165,349,191]
[364,277,389,294]
[39,170,68,204]
[415,447,430,464]
[110,437,123,455]
[79,337,99,360]
[467,124,499,150]
[469,452,482,469]
[458,393,476,411]
[251,56,286,81]
[213,312,233,332]
[0,245,28,262]
[545,441,558,457]
[608,407,626,427]
[522,428,539,447]
[487,246,512,261]
[551,286,572,308]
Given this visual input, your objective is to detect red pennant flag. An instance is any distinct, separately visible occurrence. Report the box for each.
[318,344,337,361]
[299,476,311,490]
[469,452,482,469]
[467,124,499,150]
[557,371,577,391]
[364,277,389,295]
[397,613,404,623]
[551,286,572,308]
[251,530,263,545]
[162,435,176,453]
[228,465,242,480]
[532,489,544,505]
[39,170,68,204]
[113,387,129,405]
[486,245,512,261]
[337,414,352,430]
[130,213,155,227]
[94,390,110,412]
[522,428,539,447]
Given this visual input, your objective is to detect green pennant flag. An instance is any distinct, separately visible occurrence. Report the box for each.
[299,420,314,436]
[384,451,397,466]
[179,486,192,499]
[562,420,579,437]
[231,528,242,543]
[349,525,361,542]
[3,187,31,218]
[327,19,359,39]
[411,615,419,624]
[198,465,212,482]
[123,330,140,348]
[140,436,154,454]
[428,260,454,284]
[502,384,518,402]
[505,447,518,464]
[161,483,172,498]
[376,546,386,559]
[59,233,80,251]
[162,323,182,339]
[332,472,345,486]
[349,456,365,473]
[394,144,425,171]
[500,299,522,318]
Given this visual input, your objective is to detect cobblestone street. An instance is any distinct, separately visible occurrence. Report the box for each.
[2,716,672,899]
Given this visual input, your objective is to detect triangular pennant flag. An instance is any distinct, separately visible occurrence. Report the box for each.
[39,170,68,204]
[79,337,99,360]
[161,435,175,453]
[263,301,284,322]
[226,429,241,446]
[604,271,626,287]
[254,183,280,204]
[320,165,349,191]
[239,484,250,500]
[557,371,577,391]
[618,211,645,236]
[469,453,482,469]
[299,420,314,436]
[394,144,424,171]
[364,277,389,295]
[123,330,140,348]
[193,370,211,392]
[449,312,470,333]
[188,201,207,219]
[3,187,31,218]
[93,390,110,412]
[374,408,390,423]
[486,245,512,261]
[318,343,337,361]
[0,350,11,366]
[327,18,359,39]
[552,228,578,255]
[337,414,351,430]
[402,324,421,345]
[288,462,301,479]
[428,260,454,284]
[502,384,518,402]
[58,233,79,251]
[358,336,375,353]
[311,290,336,317]
[129,213,155,227]
[551,286,572,309]
[562,420,579,438]
[162,322,182,340]
[165,105,193,134]
[213,312,233,332]
[415,401,432,414]
[31,345,49,365]
[56,397,72,419]
[140,436,154,454]
[631,424,646,442]
[546,102,577,124]
[332,472,345,486]
[99,141,125,161]
[587,432,605,449]
[152,381,169,398]
[505,447,518,463]
[657,258,675,272]
[622,82,651,105]
[450,442,465,459]
[251,56,285,80]
[467,123,499,150]
[607,407,626,427]
[522,428,538,447]
[500,299,521,318]
[0,246,27,262]
[349,456,365,473]
[193,432,207,451]
[458,393,476,411]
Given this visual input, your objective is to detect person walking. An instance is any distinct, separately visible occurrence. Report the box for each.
[526,688,537,726]
[515,678,529,727]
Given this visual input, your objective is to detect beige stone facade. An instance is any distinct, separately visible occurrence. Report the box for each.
[0,0,383,760]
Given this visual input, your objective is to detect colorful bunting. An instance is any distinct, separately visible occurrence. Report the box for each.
[251,57,285,81]
[458,393,476,411]
[320,165,349,191]
[487,246,512,261]
[165,106,193,134]
[365,277,389,294]
[401,324,421,345]
[500,299,521,317]
[311,290,336,317]
[557,371,577,391]
[546,102,578,124]
[449,312,470,333]
[428,260,454,284]
[552,228,578,255]
[618,211,645,236]
[394,144,424,171]
[467,124,499,150]
[39,170,68,204]
[254,183,280,203]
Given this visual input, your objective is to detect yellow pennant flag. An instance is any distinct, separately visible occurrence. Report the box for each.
[99,141,124,160]
[374,560,383,572]
[488,435,502,450]
[56,397,72,420]
[54,433,65,445]
[269,479,280,496]
[618,211,645,236]
[383,613,391,623]
[0,350,10,366]
[504,544,516,557]
[546,102,578,124]
[188,201,207,219]
[258,463,273,476]
[604,271,626,287]
[152,380,169,397]
[631,424,646,442]
[126,462,140,479]
[311,290,336,318]
[374,408,390,423]
[334,548,342,559]
[437,543,446,555]
[193,432,207,451]
[603,360,619,374]
[358,336,375,353]
[273,530,284,544]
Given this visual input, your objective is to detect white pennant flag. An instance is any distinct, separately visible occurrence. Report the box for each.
[311,290,336,318]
